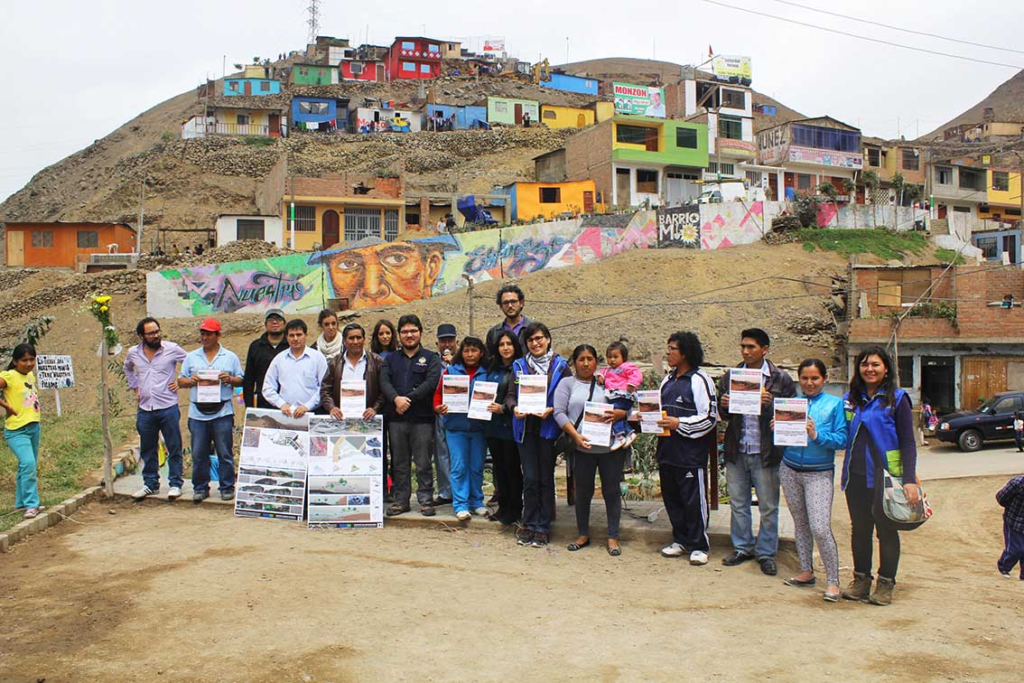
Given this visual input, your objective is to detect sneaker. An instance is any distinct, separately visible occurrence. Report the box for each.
[455,510,471,521]
[167,486,182,501]
[473,506,489,517]
[220,488,235,501]
[1000,571,1013,578]
[516,529,534,546]
[23,507,40,519]
[622,431,638,449]
[530,532,549,548]
[689,550,709,565]
[193,489,209,504]
[661,542,686,558]
[610,435,627,451]
[132,485,157,500]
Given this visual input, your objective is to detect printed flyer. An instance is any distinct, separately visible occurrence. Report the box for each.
[636,390,666,435]
[517,374,548,415]
[468,380,498,421]
[728,368,764,416]
[581,401,613,447]
[340,379,366,417]
[235,409,309,521]
[196,369,222,403]
[307,415,385,528]
[443,375,471,413]
[773,398,809,447]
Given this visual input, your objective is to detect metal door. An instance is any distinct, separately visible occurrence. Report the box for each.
[615,169,631,207]
[322,210,340,247]
[7,230,24,266]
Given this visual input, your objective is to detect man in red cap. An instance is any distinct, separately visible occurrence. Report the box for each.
[178,318,244,503]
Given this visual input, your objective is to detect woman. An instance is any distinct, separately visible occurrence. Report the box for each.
[312,309,343,360]
[434,338,490,521]
[509,322,570,549]
[841,346,920,606]
[485,330,524,526]
[554,344,628,556]
[371,319,397,359]
[0,344,42,519]
[776,359,847,602]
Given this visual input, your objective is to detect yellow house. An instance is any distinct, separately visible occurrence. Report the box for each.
[540,105,595,130]
[594,101,615,123]
[504,180,603,221]
[280,176,405,251]
[980,168,1022,221]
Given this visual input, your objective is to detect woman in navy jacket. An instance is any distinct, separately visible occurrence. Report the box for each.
[485,330,525,526]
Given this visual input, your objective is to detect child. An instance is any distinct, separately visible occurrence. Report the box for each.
[996,473,1024,579]
[596,341,642,451]
[0,344,42,519]
[1014,411,1023,453]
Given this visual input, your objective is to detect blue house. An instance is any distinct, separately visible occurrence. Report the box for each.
[426,103,488,130]
[292,97,349,130]
[541,73,598,96]
[223,78,282,97]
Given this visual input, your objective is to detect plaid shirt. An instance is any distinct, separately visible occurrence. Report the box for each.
[997,475,1024,534]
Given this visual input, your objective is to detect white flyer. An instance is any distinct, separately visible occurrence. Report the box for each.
[196,369,222,403]
[340,379,366,417]
[728,367,764,416]
[517,374,548,415]
[581,402,614,447]
[773,398,809,447]
[468,380,498,421]
[636,390,665,435]
[443,375,471,413]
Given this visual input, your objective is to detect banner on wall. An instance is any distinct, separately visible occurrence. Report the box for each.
[612,82,665,118]
[657,205,701,249]
[235,409,309,522]
[483,38,505,52]
[307,416,385,528]
[712,55,752,82]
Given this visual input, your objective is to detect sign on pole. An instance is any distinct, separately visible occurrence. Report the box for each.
[35,355,75,389]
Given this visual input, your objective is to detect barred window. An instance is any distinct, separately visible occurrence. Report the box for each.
[384,209,399,241]
[294,205,316,232]
[345,208,381,242]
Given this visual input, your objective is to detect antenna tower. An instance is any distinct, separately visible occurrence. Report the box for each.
[306,0,321,44]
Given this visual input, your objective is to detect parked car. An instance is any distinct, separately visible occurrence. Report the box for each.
[935,391,1024,452]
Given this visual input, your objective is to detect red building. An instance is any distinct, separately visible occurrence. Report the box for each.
[387,37,442,80]
[340,60,385,82]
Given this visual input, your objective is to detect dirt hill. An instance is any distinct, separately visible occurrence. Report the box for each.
[922,68,1024,140]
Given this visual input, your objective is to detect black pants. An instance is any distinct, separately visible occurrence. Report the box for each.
[845,473,901,579]
[518,434,556,534]
[574,450,624,539]
[487,437,522,524]
[659,463,710,552]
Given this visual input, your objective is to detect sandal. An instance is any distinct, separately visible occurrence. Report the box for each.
[783,576,817,587]
[567,538,591,552]
[607,543,622,557]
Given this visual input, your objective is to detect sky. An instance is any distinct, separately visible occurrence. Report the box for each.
[1,0,1022,204]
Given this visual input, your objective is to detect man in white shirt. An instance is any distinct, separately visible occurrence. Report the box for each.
[262,319,328,418]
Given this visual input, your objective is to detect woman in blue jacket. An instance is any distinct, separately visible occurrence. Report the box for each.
[776,358,847,602]
[509,322,570,549]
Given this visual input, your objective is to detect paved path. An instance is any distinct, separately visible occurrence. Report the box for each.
[915,442,1023,480]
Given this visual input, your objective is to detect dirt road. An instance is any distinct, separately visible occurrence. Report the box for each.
[1,475,1020,682]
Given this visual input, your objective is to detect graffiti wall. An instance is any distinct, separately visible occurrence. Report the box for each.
[657,205,700,248]
[148,212,658,318]
[699,201,768,250]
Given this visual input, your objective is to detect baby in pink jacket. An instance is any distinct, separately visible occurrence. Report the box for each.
[596,341,642,450]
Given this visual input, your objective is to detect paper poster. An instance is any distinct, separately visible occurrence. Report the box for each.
[728,368,764,416]
[443,375,471,413]
[773,398,808,447]
[340,379,366,417]
[581,401,613,447]
[235,409,309,521]
[35,355,75,389]
[468,380,498,421]
[636,390,665,435]
[307,415,385,528]
[517,374,547,415]
[196,369,222,403]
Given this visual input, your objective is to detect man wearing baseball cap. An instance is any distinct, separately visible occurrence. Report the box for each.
[178,318,244,502]
[431,323,458,507]
[242,308,288,409]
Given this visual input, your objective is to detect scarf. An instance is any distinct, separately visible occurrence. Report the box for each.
[316,332,343,360]
[527,349,553,376]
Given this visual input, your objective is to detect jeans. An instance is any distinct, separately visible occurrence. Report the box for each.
[609,396,634,438]
[433,415,452,499]
[726,452,781,558]
[846,473,901,579]
[518,434,556,534]
[488,437,522,524]
[573,449,624,539]
[1016,431,1023,451]
[390,420,435,507]
[137,405,183,490]
[5,422,41,509]
[447,430,486,513]
[998,518,1024,579]
[189,414,236,493]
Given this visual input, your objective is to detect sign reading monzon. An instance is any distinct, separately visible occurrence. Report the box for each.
[612,82,666,118]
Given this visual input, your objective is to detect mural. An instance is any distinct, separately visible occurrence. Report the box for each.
[700,201,767,250]
[657,205,701,249]
[816,202,924,231]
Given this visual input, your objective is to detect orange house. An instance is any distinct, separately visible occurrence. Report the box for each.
[4,222,136,267]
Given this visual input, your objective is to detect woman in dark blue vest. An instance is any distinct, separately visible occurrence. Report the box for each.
[841,346,920,606]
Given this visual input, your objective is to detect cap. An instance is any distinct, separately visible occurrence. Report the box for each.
[436,324,457,339]
[199,318,222,333]
[264,308,285,322]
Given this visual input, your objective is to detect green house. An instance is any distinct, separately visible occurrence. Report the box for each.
[291,63,336,86]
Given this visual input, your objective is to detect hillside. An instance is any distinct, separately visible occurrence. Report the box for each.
[922,68,1024,140]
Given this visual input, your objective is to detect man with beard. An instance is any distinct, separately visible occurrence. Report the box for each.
[124,317,188,500]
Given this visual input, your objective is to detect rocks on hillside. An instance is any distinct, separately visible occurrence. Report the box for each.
[0,270,146,322]
[138,240,295,271]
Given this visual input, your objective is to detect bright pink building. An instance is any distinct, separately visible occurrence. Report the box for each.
[387,37,442,80]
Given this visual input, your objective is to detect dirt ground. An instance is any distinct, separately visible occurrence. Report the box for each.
[0,475,1020,683]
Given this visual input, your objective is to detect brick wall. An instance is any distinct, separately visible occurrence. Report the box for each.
[565,122,612,203]
[285,173,404,200]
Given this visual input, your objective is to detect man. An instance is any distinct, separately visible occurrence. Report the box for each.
[381,314,442,517]
[718,328,796,576]
[124,317,187,500]
[655,331,719,566]
[431,323,457,507]
[485,284,531,351]
[177,318,243,503]
[262,319,329,418]
[242,309,288,408]
[320,323,387,493]
[644,90,666,118]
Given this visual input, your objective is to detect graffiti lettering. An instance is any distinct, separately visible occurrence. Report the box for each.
[463,236,571,277]
[210,272,306,312]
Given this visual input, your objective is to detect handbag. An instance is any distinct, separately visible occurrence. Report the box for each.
[553,378,596,456]
[873,466,933,531]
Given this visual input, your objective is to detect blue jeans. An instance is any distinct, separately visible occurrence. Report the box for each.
[5,422,41,509]
[137,405,183,490]
[610,396,634,437]
[447,430,486,513]
[188,414,236,493]
[726,451,781,558]
[433,415,452,499]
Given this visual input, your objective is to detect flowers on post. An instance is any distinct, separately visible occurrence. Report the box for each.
[88,294,120,353]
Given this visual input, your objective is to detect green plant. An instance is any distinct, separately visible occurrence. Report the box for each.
[793,193,820,227]
[161,131,174,143]
[622,369,664,501]
[842,178,858,228]
[816,181,839,227]
[862,170,880,227]
[797,228,927,259]
[903,301,957,321]
[243,135,275,147]
[0,316,55,367]
[375,168,398,179]
[934,248,966,265]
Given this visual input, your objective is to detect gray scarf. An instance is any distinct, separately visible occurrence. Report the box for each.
[527,349,553,376]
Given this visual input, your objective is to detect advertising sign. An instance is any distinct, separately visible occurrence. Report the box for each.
[612,82,666,118]
[483,38,505,52]
[35,355,75,389]
[656,205,701,249]
[712,55,752,82]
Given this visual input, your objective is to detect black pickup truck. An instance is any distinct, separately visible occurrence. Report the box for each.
[935,391,1024,452]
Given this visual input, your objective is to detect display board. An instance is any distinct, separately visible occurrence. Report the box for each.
[235,409,309,521]
[307,415,385,529]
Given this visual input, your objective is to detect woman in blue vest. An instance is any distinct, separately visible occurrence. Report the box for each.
[485,330,525,526]
[841,346,920,606]
[434,337,490,521]
[509,322,570,549]
[776,358,847,602]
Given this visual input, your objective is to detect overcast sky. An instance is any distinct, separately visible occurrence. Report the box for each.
[2,0,1021,203]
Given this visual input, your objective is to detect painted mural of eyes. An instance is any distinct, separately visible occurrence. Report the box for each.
[335,259,362,272]
[382,253,408,267]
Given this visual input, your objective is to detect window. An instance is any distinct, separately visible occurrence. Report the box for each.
[718,116,743,140]
[993,171,1010,192]
[259,81,270,92]
[402,41,415,50]
[228,81,239,91]
[897,356,914,389]
[402,61,416,72]
[31,231,53,248]
[797,174,812,190]
[877,268,933,306]
[636,170,658,194]
[420,64,431,74]
[299,101,329,115]
[992,397,1018,415]
[959,169,983,191]
[901,148,919,171]
[721,89,745,109]
[495,101,508,113]
[867,148,881,167]
[237,219,265,241]
[746,171,761,186]
[384,209,399,241]
[539,187,561,203]
[937,166,952,184]
[299,67,309,76]
[543,110,556,120]
[294,205,316,232]
[975,237,999,260]
[344,208,381,242]
[790,124,859,152]
[237,114,250,125]
[708,162,735,176]
[77,231,98,248]
[676,127,698,148]
[618,124,654,145]
[351,63,363,75]
[428,44,439,53]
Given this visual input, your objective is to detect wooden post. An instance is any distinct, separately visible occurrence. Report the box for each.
[100,338,114,498]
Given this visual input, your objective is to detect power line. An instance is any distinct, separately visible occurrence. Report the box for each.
[768,0,1024,55]
[700,0,1024,70]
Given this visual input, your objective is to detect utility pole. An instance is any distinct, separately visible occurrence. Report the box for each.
[137,180,145,254]
[289,149,296,250]
[462,273,475,335]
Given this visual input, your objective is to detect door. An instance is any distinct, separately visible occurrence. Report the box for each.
[268,114,281,138]
[666,173,684,205]
[577,113,585,128]
[921,356,955,415]
[644,128,658,152]
[514,103,523,125]
[962,357,1008,410]
[616,168,631,207]
[322,210,340,248]
[983,395,1020,439]
[583,191,594,213]
[244,81,252,96]
[376,64,385,82]
[7,230,24,266]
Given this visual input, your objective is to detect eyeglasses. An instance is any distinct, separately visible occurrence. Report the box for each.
[400,329,419,336]
[527,336,547,344]
[666,346,680,353]
[500,299,521,306]
[142,331,161,337]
